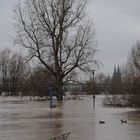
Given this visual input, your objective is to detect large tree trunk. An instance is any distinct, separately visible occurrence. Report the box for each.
[57,86,63,100]
[56,77,63,100]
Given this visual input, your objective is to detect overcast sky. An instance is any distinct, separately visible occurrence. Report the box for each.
[0,0,140,75]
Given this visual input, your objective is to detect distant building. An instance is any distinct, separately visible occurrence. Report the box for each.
[111,65,122,94]
[112,65,121,81]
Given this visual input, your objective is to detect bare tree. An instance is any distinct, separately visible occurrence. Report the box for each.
[8,53,28,95]
[24,65,52,99]
[131,40,140,72]
[0,48,11,94]
[0,48,29,96]
[14,0,97,100]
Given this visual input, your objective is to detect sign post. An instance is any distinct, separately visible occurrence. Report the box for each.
[92,70,95,106]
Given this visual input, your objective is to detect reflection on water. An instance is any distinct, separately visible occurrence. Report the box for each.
[0,96,139,140]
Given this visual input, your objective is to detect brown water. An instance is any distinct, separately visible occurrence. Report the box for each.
[0,96,139,140]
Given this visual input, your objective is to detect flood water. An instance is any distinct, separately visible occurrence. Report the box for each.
[0,96,140,140]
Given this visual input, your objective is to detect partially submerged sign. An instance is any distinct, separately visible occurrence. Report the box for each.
[48,132,71,140]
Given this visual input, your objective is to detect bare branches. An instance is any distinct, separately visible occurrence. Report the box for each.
[130,41,140,72]
[14,0,97,99]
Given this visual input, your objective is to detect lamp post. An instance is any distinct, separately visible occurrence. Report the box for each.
[48,79,55,108]
[92,70,95,106]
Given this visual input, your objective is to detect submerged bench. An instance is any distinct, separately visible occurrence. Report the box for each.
[48,132,71,140]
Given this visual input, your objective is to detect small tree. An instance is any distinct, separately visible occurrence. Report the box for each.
[132,76,140,107]
[25,66,52,98]
[14,0,97,100]
[0,48,28,95]
[131,40,140,72]
[8,53,28,95]
[0,48,11,94]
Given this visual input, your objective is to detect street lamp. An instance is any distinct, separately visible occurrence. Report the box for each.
[92,69,95,106]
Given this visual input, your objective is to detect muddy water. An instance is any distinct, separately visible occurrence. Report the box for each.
[0,96,139,140]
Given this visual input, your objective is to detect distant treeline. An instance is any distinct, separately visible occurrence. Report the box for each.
[88,41,140,108]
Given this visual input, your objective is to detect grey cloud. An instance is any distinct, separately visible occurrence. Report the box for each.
[88,0,140,74]
[0,0,140,74]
